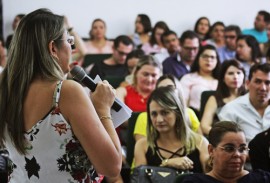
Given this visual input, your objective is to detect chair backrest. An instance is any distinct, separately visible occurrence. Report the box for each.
[199,90,216,120]
[82,54,112,68]
[104,75,125,89]
[126,112,141,166]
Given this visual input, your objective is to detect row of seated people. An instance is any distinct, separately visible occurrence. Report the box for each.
[102,60,270,182]
[98,54,270,183]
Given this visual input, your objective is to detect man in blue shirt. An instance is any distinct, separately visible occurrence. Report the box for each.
[162,30,200,79]
[217,25,241,63]
[242,10,270,43]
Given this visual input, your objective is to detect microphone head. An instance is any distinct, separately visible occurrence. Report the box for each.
[70,66,86,81]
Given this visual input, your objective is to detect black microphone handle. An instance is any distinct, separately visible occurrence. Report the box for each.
[80,76,122,112]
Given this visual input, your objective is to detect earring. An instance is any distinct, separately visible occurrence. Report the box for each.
[206,156,213,172]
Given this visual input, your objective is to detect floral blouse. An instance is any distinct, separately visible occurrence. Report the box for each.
[4,81,102,183]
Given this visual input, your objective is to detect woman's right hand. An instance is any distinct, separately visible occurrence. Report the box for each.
[161,156,194,170]
[90,80,116,116]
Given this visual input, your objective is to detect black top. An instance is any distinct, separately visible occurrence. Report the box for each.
[89,60,128,80]
[182,169,270,183]
[145,141,203,173]
[249,128,270,171]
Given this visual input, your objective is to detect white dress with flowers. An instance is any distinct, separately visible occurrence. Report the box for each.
[4,81,102,183]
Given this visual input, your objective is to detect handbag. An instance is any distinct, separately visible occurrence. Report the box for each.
[130,165,190,183]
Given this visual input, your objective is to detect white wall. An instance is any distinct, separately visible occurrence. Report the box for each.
[3,0,270,41]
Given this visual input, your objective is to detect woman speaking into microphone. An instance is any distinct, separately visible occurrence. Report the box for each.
[0,8,121,182]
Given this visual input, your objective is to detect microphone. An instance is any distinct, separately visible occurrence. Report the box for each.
[70,66,122,112]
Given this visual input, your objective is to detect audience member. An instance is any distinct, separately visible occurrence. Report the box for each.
[134,86,209,173]
[194,17,211,41]
[183,121,270,183]
[204,21,225,48]
[6,14,25,50]
[89,35,134,79]
[180,44,220,114]
[116,55,161,112]
[249,127,270,171]
[217,25,241,63]
[236,35,262,78]
[63,16,88,64]
[218,63,270,143]
[130,14,152,48]
[200,60,246,136]
[120,49,145,87]
[84,18,113,54]
[163,30,200,79]
[141,21,169,55]
[0,8,122,182]
[242,10,270,43]
[154,30,180,63]
[134,74,201,143]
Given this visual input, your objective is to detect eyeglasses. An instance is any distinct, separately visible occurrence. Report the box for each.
[200,54,216,60]
[218,145,250,154]
[116,49,129,56]
[58,36,75,45]
[224,35,236,39]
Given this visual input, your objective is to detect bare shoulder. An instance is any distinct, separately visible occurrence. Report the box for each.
[60,80,86,98]
[116,86,127,100]
[207,95,217,105]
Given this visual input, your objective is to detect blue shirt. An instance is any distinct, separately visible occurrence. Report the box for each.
[217,46,236,63]
[242,28,268,43]
[162,53,190,79]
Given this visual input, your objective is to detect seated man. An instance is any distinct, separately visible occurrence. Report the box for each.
[249,127,270,171]
[162,30,200,79]
[218,63,270,144]
[242,10,270,43]
[89,35,134,79]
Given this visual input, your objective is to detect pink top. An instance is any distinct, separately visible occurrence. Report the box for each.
[141,43,167,55]
[179,72,218,111]
[84,40,113,54]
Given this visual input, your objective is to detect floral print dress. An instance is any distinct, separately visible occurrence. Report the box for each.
[4,81,103,183]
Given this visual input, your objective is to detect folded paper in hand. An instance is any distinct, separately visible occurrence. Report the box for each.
[93,75,132,128]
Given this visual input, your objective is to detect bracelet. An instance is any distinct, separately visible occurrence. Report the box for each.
[99,116,113,120]
[67,27,73,33]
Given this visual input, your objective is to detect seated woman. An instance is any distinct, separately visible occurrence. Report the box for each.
[134,74,201,143]
[130,14,152,48]
[182,121,270,183]
[141,21,169,55]
[84,18,113,54]
[134,86,209,173]
[200,60,246,136]
[194,17,211,41]
[236,35,262,78]
[180,44,221,114]
[203,21,225,48]
[116,55,161,112]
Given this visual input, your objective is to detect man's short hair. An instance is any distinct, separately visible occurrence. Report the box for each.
[225,25,241,37]
[179,30,200,45]
[160,30,177,44]
[258,10,270,24]
[113,35,134,49]
[248,63,270,81]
